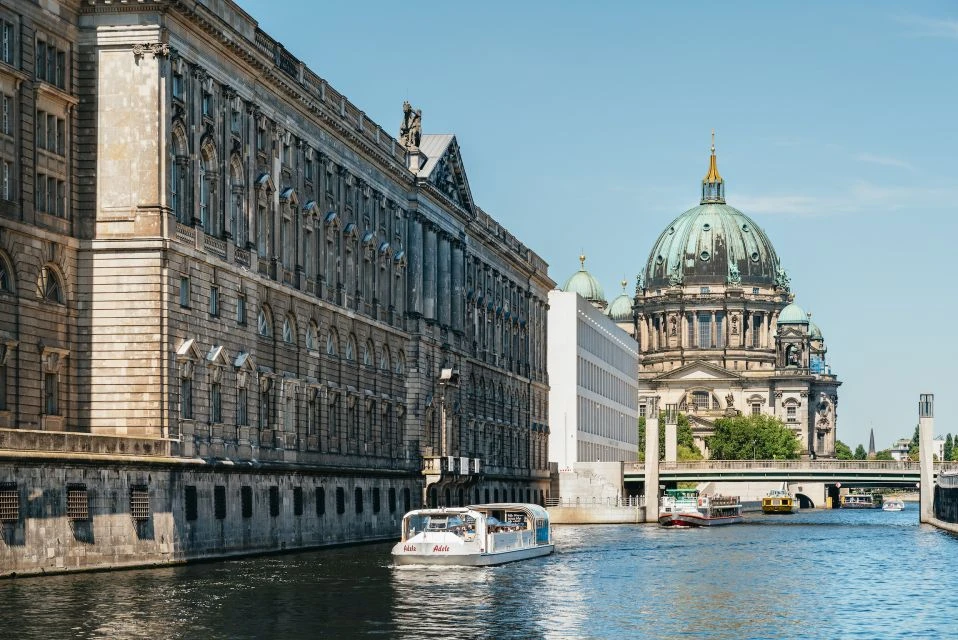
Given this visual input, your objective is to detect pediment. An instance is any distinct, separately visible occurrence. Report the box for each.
[653,360,743,382]
[417,134,475,213]
[778,327,806,339]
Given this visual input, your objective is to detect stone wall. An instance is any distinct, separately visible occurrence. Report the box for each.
[0,454,420,577]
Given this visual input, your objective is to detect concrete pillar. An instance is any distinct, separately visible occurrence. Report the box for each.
[664,403,678,463]
[919,393,934,523]
[644,397,660,523]
[438,234,451,327]
[407,216,423,315]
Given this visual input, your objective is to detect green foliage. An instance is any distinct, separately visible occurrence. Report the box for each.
[875,449,894,461]
[945,434,953,462]
[834,440,853,460]
[637,413,703,461]
[706,414,800,460]
[909,424,920,459]
[853,444,867,460]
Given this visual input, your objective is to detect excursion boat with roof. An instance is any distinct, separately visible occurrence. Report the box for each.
[882,497,905,512]
[658,489,744,527]
[840,491,882,509]
[762,488,797,514]
[391,503,554,566]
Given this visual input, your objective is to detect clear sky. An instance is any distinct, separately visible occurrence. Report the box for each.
[235,0,957,452]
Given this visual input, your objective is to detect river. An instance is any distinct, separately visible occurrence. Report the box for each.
[2,507,956,639]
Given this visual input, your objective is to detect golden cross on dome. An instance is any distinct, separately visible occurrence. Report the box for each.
[579,253,586,269]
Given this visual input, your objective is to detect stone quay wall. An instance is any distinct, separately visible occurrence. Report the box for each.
[0,453,418,577]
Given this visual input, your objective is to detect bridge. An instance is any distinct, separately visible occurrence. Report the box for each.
[624,460,958,487]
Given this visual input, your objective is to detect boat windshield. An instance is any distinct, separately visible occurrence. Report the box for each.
[403,513,476,539]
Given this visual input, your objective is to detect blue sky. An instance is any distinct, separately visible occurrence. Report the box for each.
[236,0,957,452]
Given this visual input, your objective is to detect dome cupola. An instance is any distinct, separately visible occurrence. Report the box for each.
[563,255,607,309]
[607,279,633,323]
[778,302,809,324]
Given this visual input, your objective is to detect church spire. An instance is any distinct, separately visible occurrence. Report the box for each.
[868,428,876,459]
[701,129,726,204]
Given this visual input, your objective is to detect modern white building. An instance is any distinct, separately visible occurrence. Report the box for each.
[548,279,639,470]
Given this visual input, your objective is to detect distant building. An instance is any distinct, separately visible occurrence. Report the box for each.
[548,268,639,469]
[890,439,912,461]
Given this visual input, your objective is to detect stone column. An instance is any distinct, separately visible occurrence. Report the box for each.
[407,215,423,315]
[919,394,934,523]
[644,396,660,523]
[451,242,464,333]
[438,234,451,328]
[423,223,437,321]
[710,311,716,348]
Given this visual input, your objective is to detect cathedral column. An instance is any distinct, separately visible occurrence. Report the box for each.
[437,233,451,328]
[451,241,464,333]
[423,223,437,321]
[710,311,716,348]
[407,214,424,316]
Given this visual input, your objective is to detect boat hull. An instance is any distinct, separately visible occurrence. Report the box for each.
[658,513,743,527]
[762,504,796,514]
[392,543,554,566]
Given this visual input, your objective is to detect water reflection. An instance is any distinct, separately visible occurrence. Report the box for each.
[1,509,956,639]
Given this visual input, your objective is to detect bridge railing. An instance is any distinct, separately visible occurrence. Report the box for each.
[628,460,954,473]
[546,495,645,508]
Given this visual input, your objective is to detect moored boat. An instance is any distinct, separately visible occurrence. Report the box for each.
[840,491,883,509]
[882,498,905,512]
[658,489,743,527]
[762,488,797,514]
[391,503,554,566]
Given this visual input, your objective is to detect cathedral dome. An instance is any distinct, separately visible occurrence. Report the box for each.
[563,255,606,306]
[643,137,784,290]
[779,302,809,324]
[606,280,633,322]
[809,320,823,339]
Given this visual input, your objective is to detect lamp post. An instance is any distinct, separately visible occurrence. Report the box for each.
[919,393,934,523]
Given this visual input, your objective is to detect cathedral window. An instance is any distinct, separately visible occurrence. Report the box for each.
[752,403,761,416]
[697,312,711,348]
[692,391,710,411]
[787,406,797,423]
[715,312,725,348]
[752,313,762,348]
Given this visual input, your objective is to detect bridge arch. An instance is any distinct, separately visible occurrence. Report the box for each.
[795,493,815,509]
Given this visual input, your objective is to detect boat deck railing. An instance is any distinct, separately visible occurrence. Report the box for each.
[546,495,645,508]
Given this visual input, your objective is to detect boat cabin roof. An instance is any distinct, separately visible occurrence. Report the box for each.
[665,489,699,498]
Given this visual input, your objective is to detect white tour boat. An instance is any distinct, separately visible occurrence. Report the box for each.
[882,498,905,512]
[391,503,554,566]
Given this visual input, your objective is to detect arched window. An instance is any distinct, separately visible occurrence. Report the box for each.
[171,124,190,224]
[380,346,390,372]
[326,329,338,356]
[345,335,356,361]
[363,340,373,366]
[306,322,319,351]
[41,266,63,304]
[395,351,406,375]
[0,252,13,293]
[258,306,272,338]
[229,155,246,247]
[283,315,295,344]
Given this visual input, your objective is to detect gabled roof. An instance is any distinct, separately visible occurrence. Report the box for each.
[652,360,743,383]
[416,134,475,213]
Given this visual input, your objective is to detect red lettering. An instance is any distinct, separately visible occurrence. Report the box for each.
[432,545,450,552]
[403,544,417,552]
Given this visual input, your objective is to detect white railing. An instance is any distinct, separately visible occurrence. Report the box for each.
[546,495,644,508]
[628,460,954,473]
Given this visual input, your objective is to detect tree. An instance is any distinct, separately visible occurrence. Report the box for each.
[638,413,703,461]
[835,440,853,460]
[706,414,800,460]
[853,444,867,460]
[875,449,894,461]
[909,424,920,460]
[945,434,953,462]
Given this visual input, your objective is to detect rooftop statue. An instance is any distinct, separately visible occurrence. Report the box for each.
[400,100,422,148]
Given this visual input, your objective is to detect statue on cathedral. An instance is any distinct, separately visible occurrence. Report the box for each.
[725,392,735,408]
[727,262,742,286]
[786,343,802,366]
[775,263,791,292]
[400,101,422,148]
[635,272,645,295]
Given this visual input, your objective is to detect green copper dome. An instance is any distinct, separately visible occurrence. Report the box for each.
[779,302,809,324]
[643,144,786,290]
[809,320,823,339]
[607,280,633,322]
[563,256,606,305]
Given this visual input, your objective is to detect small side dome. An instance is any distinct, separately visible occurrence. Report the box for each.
[563,255,607,307]
[779,302,809,324]
[607,280,633,322]
[809,320,823,340]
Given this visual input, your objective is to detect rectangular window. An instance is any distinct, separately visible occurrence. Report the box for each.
[130,485,150,521]
[184,485,198,521]
[752,314,762,348]
[388,488,396,514]
[786,406,797,423]
[179,276,190,307]
[372,487,381,514]
[36,173,46,212]
[55,49,65,89]
[56,180,65,217]
[686,313,695,347]
[66,484,89,521]
[293,487,303,516]
[354,487,363,514]
[214,485,226,520]
[692,391,710,411]
[0,483,19,522]
[180,377,193,419]
[202,92,211,117]
[56,118,64,155]
[172,73,183,100]
[211,382,222,423]
[237,387,248,426]
[35,39,45,81]
[1,94,10,136]
[44,372,58,415]
[316,487,326,516]
[697,312,712,348]
[1,161,8,201]
[752,403,761,416]
[209,285,219,317]
[305,156,313,181]
[236,294,246,325]
[336,487,345,515]
[1,20,12,65]
[269,485,280,517]
[47,176,55,216]
[639,404,646,419]
[241,485,253,518]
[230,109,240,133]
[259,388,269,428]
[715,313,724,349]
[46,113,55,151]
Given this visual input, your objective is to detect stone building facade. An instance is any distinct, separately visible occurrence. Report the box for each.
[0,0,552,575]
[632,140,840,458]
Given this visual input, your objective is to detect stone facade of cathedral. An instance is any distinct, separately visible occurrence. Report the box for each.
[0,0,552,575]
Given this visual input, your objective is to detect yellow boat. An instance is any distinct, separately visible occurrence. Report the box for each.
[762,489,796,514]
